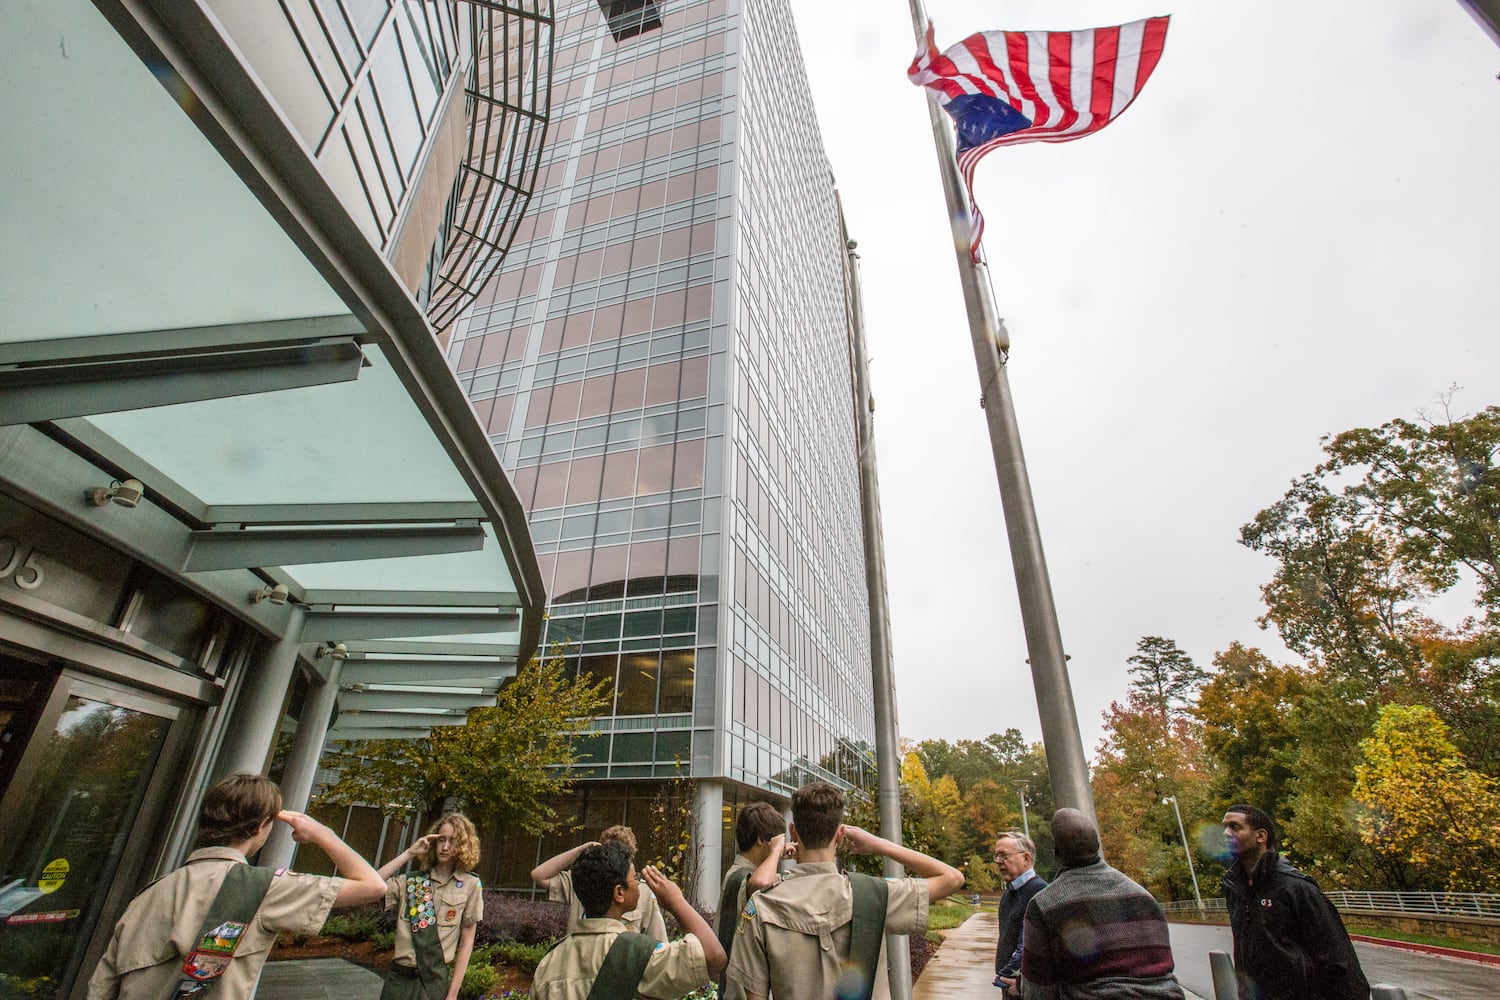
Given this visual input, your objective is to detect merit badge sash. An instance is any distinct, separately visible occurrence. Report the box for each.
[172,864,275,997]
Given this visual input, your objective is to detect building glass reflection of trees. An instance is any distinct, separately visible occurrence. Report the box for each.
[448,0,879,898]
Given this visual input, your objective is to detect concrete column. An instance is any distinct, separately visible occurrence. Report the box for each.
[259,656,342,870]
[694,780,725,910]
[214,605,306,779]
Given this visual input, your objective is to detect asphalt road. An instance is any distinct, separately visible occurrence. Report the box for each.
[1168,923,1498,1000]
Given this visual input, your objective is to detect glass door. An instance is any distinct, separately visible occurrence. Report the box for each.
[0,664,179,1000]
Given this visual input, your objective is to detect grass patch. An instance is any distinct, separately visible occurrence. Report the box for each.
[928,899,983,931]
[1344,925,1500,957]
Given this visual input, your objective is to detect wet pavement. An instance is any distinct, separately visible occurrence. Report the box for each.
[912,909,1208,1000]
[256,957,382,999]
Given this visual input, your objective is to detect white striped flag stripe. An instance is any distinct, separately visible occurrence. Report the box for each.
[909,16,1170,260]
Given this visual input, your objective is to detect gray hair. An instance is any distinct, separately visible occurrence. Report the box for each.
[995,830,1036,857]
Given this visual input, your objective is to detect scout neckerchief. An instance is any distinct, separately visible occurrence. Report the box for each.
[841,873,889,1000]
[715,867,751,994]
[404,871,451,997]
[586,931,655,1000]
[173,864,275,997]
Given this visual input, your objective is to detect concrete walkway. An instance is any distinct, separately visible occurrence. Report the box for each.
[912,910,1207,1000]
[256,957,382,999]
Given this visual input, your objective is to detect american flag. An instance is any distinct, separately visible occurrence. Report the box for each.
[908,16,1170,260]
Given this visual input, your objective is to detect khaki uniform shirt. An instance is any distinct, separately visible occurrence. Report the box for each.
[87,847,343,1000]
[725,862,929,1000]
[385,868,484,967]
[548,870,667,940]
[531,916,708,1000]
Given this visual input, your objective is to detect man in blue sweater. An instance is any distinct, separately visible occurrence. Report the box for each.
[993,830,1046,994]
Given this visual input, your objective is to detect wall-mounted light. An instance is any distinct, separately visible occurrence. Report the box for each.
[317,642,349,660]
[86,478,145,508]
[251,583,291,606]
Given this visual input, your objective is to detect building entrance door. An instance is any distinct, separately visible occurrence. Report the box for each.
[0,658,180,999]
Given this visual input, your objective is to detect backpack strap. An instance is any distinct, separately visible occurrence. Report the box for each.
[175,864,276,992]
[587,931,656,1000]
[845,873,889,1000]
[715,867,751,993]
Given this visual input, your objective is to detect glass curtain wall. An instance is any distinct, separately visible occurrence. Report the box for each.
[448,0,875,884]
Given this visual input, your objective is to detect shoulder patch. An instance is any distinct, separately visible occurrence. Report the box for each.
[274,868,289,877]
[741,897,757,918]
[654,941,666,951]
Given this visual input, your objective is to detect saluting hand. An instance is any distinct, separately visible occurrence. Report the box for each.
[838,825,887,856]
[277,810,331,844]
[640,865,683,906]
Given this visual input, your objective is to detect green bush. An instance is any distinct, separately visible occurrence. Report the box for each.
[456,962,495,1000]
[321,912,382,940]
[371,930,395,952]
[490,939,552,973]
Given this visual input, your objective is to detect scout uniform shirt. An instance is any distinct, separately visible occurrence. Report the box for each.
[87,847,343,1000]
[547,869,668,940]
[724,862,930,1000]
[531,916,709,1000]
[385,868,484,967]
[718,854,761,1000]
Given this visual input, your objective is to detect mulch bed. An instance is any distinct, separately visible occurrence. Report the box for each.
[267,937,534,992]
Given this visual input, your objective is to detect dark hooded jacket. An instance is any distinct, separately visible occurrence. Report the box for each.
[1222,851,1368,1000]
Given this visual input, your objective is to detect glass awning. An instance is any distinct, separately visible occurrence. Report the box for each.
[0,0,545,737]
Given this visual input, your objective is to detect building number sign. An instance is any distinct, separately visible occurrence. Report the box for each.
[0,536,46,590]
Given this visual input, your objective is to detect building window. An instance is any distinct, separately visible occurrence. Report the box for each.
[598,0,663,41]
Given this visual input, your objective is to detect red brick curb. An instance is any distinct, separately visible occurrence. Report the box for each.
[1350,934,1500,966]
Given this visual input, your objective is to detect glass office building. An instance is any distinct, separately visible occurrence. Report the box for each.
[448,0,877,900]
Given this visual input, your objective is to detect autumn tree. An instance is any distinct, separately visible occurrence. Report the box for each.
[318,654,612,834]
[1318,400,1500,618]
[1353,703,1500,891]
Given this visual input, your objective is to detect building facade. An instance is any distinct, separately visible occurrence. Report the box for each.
[0,2,550,995]
[447,0,878,901]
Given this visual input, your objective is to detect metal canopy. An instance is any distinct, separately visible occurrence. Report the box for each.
[0,0,546,736]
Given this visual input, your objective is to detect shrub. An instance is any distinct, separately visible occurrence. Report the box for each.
[321,911,382,941]
[662,899,714,941]
[490,940,552,973]
[475,892,568,946]
[457,962,495,1000]
[371,930,395,952]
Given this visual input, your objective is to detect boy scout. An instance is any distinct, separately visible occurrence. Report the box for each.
[531,824,667,939]
[725,780,965,1000]
[87,773,386,1000]
[530,842,727,999]
[717,803,788,1000]
[376,812,485,1000]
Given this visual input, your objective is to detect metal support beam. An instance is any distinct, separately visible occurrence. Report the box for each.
[325,726,436,740]
[182,523,485,572]
[301,609,520,641]
[330,710,470,729]
[1458,0,1500,46]
[693,780,724,911]
[215,606,306,778]
[341,639,522,657]
[303,589,519,608]
[203,501,486,526]
[260,658,343,868]
[0,335,366,425]
[339,659,518,685]
[338,690,495,712]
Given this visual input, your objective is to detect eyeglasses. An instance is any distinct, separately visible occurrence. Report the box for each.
[993,851,1028,862]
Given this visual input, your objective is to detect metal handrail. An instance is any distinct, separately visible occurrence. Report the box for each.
[1164,891,1500,919]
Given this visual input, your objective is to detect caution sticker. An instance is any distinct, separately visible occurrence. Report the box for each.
[38,859,68,894]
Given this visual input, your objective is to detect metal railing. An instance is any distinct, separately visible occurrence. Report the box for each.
[1165,891,1500,919]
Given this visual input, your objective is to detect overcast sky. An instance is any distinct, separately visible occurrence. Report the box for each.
[786,0,1500,757]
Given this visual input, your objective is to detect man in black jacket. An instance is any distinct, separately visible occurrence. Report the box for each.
[1221,805,1369,1000]
[992,830,1046,994]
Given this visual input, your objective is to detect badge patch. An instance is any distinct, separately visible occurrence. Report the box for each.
[446,909,457,921]
[1260,898,1273,908]
[741,898,757,918]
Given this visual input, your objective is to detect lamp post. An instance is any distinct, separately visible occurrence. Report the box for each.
[1013,780,1031,840]
[1162,795,1203,911]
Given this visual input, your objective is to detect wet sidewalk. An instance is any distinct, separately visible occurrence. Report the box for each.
[256,957,382,999]
[912,910,1207,1000]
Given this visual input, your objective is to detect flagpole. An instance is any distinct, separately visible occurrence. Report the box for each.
[904,0,1096,825]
